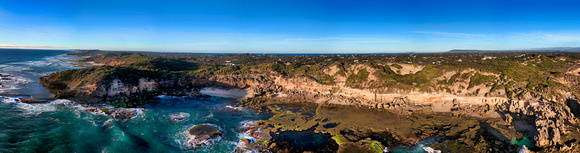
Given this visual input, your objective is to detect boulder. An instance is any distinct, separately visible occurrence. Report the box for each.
[187,124,224,147]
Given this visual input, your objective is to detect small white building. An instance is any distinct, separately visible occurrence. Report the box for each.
[224,61,236,66]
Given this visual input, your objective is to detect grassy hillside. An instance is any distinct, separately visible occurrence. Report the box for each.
[67,50,580,100]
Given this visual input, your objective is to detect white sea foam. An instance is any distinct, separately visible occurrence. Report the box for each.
[0,85,22,93]
[170,112,191,123]
[239,120,255,129]
[423,146,442,153]
[17,54,78,68]
[1,96,23,104]
[235,120,265,152]
[155,95,172,99]
[0,74,33,93]
[0,97,75,115]
[225,105,245,111]
[237,120,259,143]
[1,96,144,119]
[1,54,82,75]
[204,113,214,118]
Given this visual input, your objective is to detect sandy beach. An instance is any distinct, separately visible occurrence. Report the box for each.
[199,87,254,99]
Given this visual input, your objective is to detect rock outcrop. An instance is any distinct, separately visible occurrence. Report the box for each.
[39,66,205,107]
[495,99,579,151]
[186,124,224,147]
[205,73,580,151]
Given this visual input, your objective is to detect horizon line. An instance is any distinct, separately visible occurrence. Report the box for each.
[1,47,580,54]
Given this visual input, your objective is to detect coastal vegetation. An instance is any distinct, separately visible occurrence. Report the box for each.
[38,50,580,152]
[72,51,580,99]
[43,50,580,108]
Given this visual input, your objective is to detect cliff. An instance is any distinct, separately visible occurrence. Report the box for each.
[39,65,201,107]
[40,51,580,151]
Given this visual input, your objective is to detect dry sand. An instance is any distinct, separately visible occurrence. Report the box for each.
[200,87,254,99]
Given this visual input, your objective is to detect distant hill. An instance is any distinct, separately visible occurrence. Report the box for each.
[447,47,580,53]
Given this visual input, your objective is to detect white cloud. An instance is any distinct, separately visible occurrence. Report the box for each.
[283,37,403,44]
[509,32,580,47]
[522,32,580,42]
[183,42,237,46]
[284,37,373,41]
[413,31,487,38]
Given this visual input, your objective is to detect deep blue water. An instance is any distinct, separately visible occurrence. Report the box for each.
[0,49,80,98]
[0,49,71,65]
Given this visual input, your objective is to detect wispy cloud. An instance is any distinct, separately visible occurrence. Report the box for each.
[183,42,237,46]
[519,32,580,43]
[283,37,402,44]
[284,37,374,41]
[413,31,487,38]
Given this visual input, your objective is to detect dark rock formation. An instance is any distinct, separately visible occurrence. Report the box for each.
[187,124,224,147]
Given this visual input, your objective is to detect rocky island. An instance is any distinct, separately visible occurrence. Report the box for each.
[40,50,580,152]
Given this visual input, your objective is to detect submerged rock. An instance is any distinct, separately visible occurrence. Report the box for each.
[62,102,143,120]
[187,124,224,147]
[110,108,144,120]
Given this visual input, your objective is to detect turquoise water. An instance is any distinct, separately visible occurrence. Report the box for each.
[0,49,272,152]
[0,96,271,152]
[511,136,534,149]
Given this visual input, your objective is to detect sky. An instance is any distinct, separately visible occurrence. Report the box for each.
[0,0,579,53]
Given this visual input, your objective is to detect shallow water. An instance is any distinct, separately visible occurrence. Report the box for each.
[511,136,534,149]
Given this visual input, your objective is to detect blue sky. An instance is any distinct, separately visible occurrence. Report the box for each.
[0,0,579,53]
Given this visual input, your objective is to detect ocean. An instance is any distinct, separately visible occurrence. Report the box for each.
[0,49,270,152]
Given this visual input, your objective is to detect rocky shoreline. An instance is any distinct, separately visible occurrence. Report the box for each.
[38,72,580,152]
[38,71,580,152]
[35,52,580,152]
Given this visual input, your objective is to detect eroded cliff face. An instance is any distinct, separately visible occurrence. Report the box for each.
[203,67,580,152]
[41,60,580,151]
[41,75,200,107]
